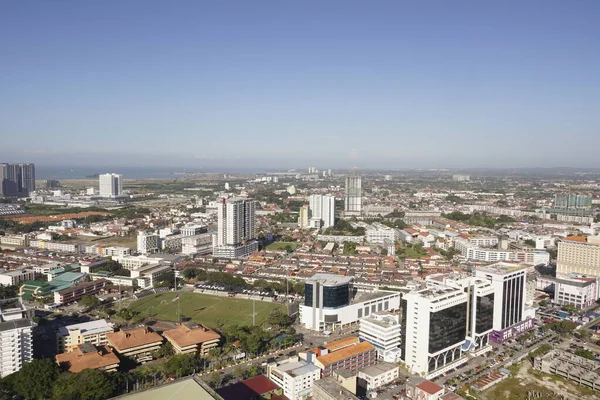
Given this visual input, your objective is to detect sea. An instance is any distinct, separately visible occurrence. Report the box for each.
[36,166,264,180]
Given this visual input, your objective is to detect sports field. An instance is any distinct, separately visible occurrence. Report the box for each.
[128,292,286,329]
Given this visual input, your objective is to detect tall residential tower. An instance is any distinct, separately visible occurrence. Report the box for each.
[308,194,335,228]
[213,197,258,258]
[0,163,35,197]
[344,175,362,215]
[99,173,122,197]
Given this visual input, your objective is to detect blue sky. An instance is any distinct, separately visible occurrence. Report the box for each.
[1,1,599,169]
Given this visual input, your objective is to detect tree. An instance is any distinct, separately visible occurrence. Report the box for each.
[539,300,548,307]
[113,269,131,277]
[153,341,175,359]
[80,295,101,309]
[52,369,116,400]
[575,348,596,360]
[246,365,260,378]
[266,310,292,329]
[233,366,245,380]
[207,372,222,388]
[10,358,59,400]
[562,304,577,314]
[115,308,134,321]
[164,354,196,377]
[182,268,199,280]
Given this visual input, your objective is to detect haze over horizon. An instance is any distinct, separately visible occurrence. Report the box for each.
[1,1,599,169]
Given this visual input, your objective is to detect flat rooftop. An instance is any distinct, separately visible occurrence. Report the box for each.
[353,291,398,303]
[58,319,113,337]
[476,262,526,275]
[308,273,352,286]
[359,362,399,377]
[276,360,320,377]
[109,376,217,400]
[314,378,360,399]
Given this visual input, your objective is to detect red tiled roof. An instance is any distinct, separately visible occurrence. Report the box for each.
[416,380,443,395]
[242,375,279,395]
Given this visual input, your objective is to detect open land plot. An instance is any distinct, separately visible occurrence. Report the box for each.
[265,242,300,251]
[129,292,286,329]
[481,362,600,400]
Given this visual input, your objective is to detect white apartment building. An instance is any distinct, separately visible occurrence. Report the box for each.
[112,254,166,270]
[557,236,600,277]
[554,277,600,309]
[454,238,549,266]
[56,319,114,353]
[33,262,64,275]
[99,173,122,197]
[467,236,499,247]
[0,269,36,286]
[0,235,29,248]
[365,223,397,244]
[0,298,33,378]
[267,358,321,400]
[359,311,402,362]
[213,197,258,258]
[309,194,335,228]
[102,246,132,257]
[137,231,160,255]
[358,362,400,391]
[29,240,81,253]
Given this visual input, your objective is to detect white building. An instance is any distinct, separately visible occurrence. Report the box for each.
[56,319,114,353]
[473,262,530,333]
[213,197,258,258]
[29,240,81,253]
[554,277,600,309]
[181,224,207,237]
[454,238,549,266]
[0,298,33,378]
[112,254,166,270]
[98,173,122,198]
[181,233,213,255]
[359,311,402,362]
[267,358,321,400]
[300,274,400,331]
[557,236,600,277]
[0,269,36,286]
[358,362,400,391]
[130,263,172,289]
[344,175,362,215]
[365,223,397,244]
[309,194,335,228]
[137,231,160,255]
[298,205,309,229]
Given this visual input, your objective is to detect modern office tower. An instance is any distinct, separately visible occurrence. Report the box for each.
[99,173,122,197]
[300,274,400,331]
[401,287,469,378]
[0,163,35,197]
[359,311,402,362]
[137,231,160,255]
[213,197,258,258]
[298,205,309,229]
[344,175,362,215]
[473,262,533,343]
[0,298,33,378]
[308,194,335,228]
[556,235,600,277]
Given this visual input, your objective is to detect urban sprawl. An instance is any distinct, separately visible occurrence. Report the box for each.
[1,163,600,400]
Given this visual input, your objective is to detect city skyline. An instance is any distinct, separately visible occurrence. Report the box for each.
[1,1,599,169]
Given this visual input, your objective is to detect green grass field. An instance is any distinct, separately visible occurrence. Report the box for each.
[128,292,286,329]
[266,241,299,250]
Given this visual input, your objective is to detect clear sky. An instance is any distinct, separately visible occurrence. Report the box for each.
[1,1,599,170]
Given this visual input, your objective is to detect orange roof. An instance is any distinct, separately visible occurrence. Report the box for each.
[323,336,360,352]
[566,235,587,243]
[416,380,443,395]
[55,344,119,373]
[317,341,375,366]
[106,326,162,351]
[163,324,220,348]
